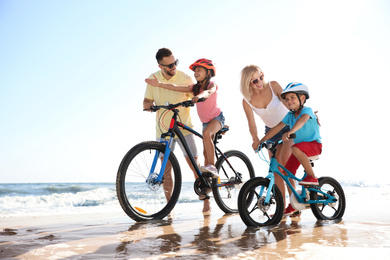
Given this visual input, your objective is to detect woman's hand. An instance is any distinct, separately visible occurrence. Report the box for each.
[145,74,160,87]
[315,111,321,126]
[252,139,261,151]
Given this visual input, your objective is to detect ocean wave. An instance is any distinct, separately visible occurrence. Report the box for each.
[2,181,387,217]
[0,187,17,196]
[43,185,88,194]
[0,183,115,197]
[339,179,388,188]
[0,187,118,215]
[0,183,198,216]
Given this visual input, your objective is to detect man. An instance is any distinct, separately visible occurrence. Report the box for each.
[143,48,211,214]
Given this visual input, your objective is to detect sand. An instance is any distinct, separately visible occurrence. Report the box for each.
[1,196,390,259]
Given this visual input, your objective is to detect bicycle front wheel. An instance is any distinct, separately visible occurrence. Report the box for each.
[213,150,255,213]
[238,177,284,227]
[116,141,182,222]
[310,177,346,221]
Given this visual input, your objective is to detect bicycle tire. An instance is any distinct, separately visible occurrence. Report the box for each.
[116,141,182,221]
[238,177,284,227]
[212,150,255,213]
[310,177,346,221]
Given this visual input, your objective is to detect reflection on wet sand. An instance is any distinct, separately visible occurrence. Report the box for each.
[115,214,346,259]
[2,211,390,259]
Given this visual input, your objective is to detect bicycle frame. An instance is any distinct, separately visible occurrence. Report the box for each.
[118,99,255,221]
[148,108,210,188]
[262,152,337,207]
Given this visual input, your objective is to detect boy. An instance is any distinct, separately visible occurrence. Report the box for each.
[259,82,322,215]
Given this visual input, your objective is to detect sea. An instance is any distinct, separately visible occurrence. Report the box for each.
[0,182,202,217]
[1,181,390,218]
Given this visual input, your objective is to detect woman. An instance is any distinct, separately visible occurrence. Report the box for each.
[240,65,297,216]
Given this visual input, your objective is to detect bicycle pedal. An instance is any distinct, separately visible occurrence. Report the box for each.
[198,194,210,201]
[290,211,301,217]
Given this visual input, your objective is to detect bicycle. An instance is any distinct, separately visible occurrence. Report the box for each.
[238,135,346,226]
[116,99,255,222]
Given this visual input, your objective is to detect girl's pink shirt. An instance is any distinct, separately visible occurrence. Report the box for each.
[192,81,222,123]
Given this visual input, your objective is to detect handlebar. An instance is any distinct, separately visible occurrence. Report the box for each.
[257,133,296,152]
[144,98,205,112]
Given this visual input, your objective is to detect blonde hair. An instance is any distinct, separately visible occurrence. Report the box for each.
[240,65,262,101]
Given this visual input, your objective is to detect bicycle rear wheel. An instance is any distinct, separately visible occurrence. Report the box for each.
[116,141,182,221]
[238,177,284,227]
[212,150,255,213]
[310,177,346,221]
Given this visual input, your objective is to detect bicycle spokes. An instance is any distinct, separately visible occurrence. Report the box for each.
[213,150,255,214]
[310,177,346,221]
[116,142,182,221]
[238,178,284,226]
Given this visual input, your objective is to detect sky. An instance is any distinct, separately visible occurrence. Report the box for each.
[1,0,390,184]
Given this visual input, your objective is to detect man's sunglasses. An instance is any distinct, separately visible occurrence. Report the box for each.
[251,75,264,85]
[160,59,179,69]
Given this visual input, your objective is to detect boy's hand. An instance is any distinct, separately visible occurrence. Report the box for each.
[282,132,295,142]
[145,74,160,87]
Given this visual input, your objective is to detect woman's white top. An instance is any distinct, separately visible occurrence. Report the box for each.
[243,82,289,128]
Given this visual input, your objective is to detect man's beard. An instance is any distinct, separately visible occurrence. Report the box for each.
[164,68,176,77]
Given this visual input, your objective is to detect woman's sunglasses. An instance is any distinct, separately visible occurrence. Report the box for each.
[160,59,179,69]
[251,75,264,85]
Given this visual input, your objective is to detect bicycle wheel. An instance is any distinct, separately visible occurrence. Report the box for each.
[212,150,255,213]
[238,177,284,227]
[310,177,346,221]
[116,141,182,221]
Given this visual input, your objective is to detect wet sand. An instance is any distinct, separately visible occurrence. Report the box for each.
[1,198,390,259]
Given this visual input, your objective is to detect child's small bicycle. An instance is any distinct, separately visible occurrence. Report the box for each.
[116,99,255,222]
[238,135,346,226]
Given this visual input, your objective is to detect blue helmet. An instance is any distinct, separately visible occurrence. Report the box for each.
[281,82,310,100]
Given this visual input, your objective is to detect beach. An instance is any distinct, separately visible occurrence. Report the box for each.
[1,184,390,259]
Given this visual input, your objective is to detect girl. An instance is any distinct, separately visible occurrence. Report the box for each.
[145,58,224,178]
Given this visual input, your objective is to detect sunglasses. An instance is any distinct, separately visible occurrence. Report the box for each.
[160,59,179,69]
[251,75,264,85]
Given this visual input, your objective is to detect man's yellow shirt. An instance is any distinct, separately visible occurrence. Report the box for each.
[145,70,194,138]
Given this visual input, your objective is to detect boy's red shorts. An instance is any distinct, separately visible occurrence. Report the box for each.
[285,141,322,175]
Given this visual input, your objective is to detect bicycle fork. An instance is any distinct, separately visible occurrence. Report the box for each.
[147,139,173,185]
[262,170,276,206]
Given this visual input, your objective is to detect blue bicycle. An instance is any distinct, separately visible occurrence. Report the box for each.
[238,135,346,226]
[117,100,255,222]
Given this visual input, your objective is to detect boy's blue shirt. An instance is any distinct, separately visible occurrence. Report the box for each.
[282,107,321,144]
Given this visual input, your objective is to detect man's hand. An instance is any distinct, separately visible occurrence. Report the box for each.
[143,98,154,112]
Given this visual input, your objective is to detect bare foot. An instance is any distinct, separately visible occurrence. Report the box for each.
[167,209,175,219]
[202,199,211,215]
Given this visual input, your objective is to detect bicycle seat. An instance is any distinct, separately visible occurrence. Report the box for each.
[214,127,229,142]
[216,127,229,137]
[219,127,229,134]
[308,155,320,161]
